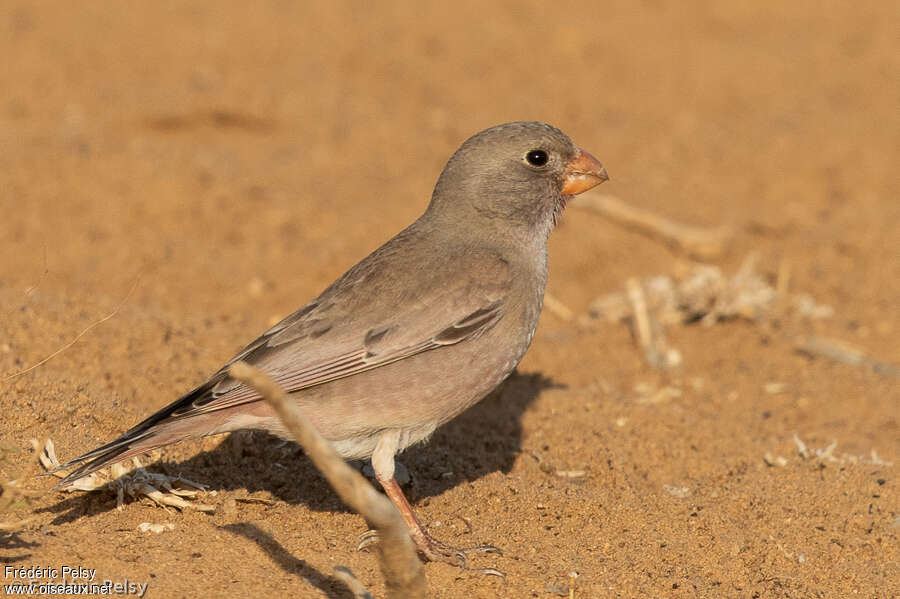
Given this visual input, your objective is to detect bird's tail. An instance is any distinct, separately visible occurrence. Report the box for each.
[47,379,221,489]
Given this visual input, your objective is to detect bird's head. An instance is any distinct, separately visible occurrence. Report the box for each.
[427,121,608,235]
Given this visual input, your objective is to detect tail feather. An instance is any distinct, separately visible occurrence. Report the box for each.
[52,439,152,489]
[49,377,222,489]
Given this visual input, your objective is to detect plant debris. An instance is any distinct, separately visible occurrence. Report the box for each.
[35,439,215,512]
[589,254,838,369]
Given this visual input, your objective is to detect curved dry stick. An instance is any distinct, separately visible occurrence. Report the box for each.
[229,362,427,599]
[575,194,732,260]
[795,336,900,377]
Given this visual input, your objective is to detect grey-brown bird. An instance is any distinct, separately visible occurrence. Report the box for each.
[53,121,608,565]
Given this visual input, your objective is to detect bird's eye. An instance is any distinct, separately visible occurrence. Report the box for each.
[525,149,549,167]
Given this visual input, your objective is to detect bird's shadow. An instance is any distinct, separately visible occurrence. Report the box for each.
[41,371,560,523]
[402,371,561,502]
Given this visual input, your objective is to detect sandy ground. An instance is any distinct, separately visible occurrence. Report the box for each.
[1,2,898,597]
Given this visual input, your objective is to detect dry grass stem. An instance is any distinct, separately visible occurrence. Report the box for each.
[543,293,575,321]
[575,194,732,259]
[2,272,142,382]
[625,278,681,369]
[229,361,427,599]
[795,336,899,377]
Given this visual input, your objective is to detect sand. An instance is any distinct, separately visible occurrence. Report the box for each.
[1,2,897,597]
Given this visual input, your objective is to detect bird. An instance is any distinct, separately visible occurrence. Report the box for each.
[52,121,608,566]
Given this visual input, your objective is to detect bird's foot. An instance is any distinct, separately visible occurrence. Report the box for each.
[357,529,504,577]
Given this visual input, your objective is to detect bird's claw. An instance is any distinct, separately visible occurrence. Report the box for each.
[357,528,504,576]
[357,529,380,552]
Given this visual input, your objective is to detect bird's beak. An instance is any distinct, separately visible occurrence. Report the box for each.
[562,148,609,195]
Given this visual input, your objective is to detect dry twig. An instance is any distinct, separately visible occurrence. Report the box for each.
[795,336,899,377]
[333,566,377,599]
[575,194,732,259]
[229,361,426,599]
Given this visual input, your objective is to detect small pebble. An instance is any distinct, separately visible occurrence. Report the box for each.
[137,522,175,534]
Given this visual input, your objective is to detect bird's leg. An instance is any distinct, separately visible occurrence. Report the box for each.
[380,476,461,565]
[360,430,502,571]
[370,476,503,571]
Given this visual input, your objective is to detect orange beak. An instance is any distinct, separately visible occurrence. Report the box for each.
[561,148,609,195]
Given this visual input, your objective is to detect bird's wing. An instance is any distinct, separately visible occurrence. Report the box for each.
[163,253,512,421]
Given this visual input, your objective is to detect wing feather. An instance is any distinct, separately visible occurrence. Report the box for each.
[170,299,504,419]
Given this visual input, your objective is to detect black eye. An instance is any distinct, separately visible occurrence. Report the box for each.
[525,149,549,167]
